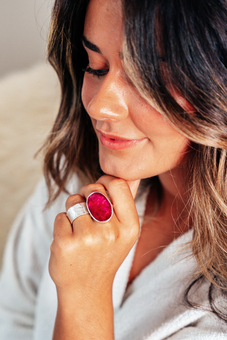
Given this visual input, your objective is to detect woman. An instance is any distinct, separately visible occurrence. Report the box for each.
[1,0,227,339]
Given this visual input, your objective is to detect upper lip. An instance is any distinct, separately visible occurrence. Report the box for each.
[97,129,141,141]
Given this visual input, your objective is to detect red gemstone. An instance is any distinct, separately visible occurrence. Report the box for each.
[87,192,112,222]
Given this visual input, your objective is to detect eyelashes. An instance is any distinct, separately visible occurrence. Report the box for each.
[82,66,108,78]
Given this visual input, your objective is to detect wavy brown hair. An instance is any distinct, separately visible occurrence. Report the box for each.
[122,0,227,284]
[43,0,227,318]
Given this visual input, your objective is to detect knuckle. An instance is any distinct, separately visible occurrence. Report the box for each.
[51,236,71,256]
[50,240,55,253]
[110,178,128,191]
[50,239,60,257]
[87,183,104,193]
[54,212,66,225]
[134,226,140,240]
[123,222,140,243]
[98,174,109,182]
[65,194,83,209]
[130,223,140,241]
[101,225,120,244]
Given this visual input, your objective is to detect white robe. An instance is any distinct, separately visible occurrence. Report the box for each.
[0,176,227,339]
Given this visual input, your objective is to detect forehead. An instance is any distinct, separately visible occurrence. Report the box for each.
[83,0,123,40]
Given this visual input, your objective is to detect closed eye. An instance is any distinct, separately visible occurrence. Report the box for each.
[83,66,109,78]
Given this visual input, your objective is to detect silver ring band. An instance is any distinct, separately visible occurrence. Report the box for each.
[66,202,89,224]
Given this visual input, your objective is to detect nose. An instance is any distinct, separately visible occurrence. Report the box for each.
[86,71,129,121]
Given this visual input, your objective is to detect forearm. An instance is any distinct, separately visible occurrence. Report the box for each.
[52,290,115,340]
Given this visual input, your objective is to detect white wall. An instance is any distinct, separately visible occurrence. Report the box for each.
[0,0,53,78]
[0,0,57,267]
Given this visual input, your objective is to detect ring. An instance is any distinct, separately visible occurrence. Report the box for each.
[86,191,113,223]
[66,202,89,224]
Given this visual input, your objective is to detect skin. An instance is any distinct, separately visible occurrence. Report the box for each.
[81,1,189,182]
[49,0,192,338]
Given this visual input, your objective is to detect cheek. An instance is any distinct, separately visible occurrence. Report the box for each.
[130,94,191,145]
[132,101,189,159]
[131,101,170,137]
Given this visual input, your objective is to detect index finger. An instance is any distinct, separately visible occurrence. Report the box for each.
[96,175,140,225]
[126,179,141,199]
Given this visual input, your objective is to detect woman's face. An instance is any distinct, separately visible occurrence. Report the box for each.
[81,0,189,181]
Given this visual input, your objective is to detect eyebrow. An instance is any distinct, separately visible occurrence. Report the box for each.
[81,35,124,60]
[81,35,102,54]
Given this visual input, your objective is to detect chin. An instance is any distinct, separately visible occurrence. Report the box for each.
[99,159,143,181]
[100,164,127,179]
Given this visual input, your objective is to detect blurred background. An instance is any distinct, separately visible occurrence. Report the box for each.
[0,0,51,78]
[0,0,61,267]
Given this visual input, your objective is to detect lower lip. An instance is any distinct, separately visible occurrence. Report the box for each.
[99,133,145,150]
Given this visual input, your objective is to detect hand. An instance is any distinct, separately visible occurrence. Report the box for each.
[49,175,140,340]
[49,175,140,298]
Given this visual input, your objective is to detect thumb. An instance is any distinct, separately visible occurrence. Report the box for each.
[127,179,141,199]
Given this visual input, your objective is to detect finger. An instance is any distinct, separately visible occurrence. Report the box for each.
[79,182,108,200]
[96,175,139,225]
[65,194,85,211]
[79,182,117,222]
[53,212,72,239]
[126,179,141,199]
[65,193,93,231]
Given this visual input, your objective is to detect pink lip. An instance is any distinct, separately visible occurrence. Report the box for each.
[97,130,146,150]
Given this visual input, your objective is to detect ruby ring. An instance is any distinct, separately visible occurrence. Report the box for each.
[86,191,113,223]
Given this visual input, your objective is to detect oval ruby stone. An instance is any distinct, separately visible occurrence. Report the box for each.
[87,192,112,222]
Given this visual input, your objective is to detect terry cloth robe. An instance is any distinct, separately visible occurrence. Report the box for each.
[0,176,227,339]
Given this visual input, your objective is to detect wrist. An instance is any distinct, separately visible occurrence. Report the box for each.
[54,288,114,340]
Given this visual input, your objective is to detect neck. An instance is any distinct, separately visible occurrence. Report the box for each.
[151,165,190,235]
[159,165,187,200]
